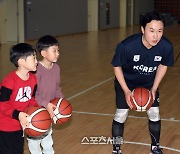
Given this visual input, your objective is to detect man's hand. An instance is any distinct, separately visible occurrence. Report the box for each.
[151,87,157,101]
[124,89,133,109]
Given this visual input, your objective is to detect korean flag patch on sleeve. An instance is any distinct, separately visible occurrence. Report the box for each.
[154,56,162,61]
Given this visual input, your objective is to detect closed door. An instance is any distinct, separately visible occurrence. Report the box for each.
[127,0,131,26]
[98,0,119,30]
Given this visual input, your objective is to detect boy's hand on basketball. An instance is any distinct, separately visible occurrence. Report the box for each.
[47,103,56,118]
[19,112,30,128]
[124,89,133,109]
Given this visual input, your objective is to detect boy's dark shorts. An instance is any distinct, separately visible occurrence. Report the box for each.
[0,130,24,154]
[114,80,160,109]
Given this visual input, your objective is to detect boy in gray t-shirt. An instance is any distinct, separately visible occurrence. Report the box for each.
[27,35,64,154]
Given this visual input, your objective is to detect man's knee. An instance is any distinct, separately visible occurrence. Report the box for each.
[147,107,160,121]
[114,109,129,123]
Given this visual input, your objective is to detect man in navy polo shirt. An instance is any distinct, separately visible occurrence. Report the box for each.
[111,11,174,154]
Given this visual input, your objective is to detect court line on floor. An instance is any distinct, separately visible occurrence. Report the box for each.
[175,51,180,63]
[72,111,180,122]
[67,76,114,100]
[74,110,180,152]
[123,141,180,153]
[66,76,179,123]
[67,78,180,152]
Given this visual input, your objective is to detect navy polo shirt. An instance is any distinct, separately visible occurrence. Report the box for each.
[111,33,174,88]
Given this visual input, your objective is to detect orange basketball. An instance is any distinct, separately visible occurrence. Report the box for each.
[50,98,72,125]
[24,106,52,137]
[130,87,153,112]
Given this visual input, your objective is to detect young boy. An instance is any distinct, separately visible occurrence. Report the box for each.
[27,35,64,154]
[0,43,38,154]
[111,11,174,154]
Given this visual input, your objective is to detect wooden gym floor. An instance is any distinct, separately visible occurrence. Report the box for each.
[0,24,179,154]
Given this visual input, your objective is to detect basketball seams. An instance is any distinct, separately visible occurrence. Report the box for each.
[60,104,71,113]
[147,90,151,104]
[51,98,72,124]
[27,124,49,132]
[57,98,71,113]
[56,98,63,108]
[28,108,47,120]
[131,88,153,112]
[54,98,71,115]
[131,89,139,110]
[31,118,51,123]
[25,106,52,136]
[28,108,51,125]
[131,89,136,110]
[53,111,71,124]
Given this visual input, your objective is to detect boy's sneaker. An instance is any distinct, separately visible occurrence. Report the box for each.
[151,146,163,154]
[112,150,122,154]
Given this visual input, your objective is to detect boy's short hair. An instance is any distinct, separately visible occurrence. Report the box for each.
[10,43,35,67]
[140,11,165,29]
[36,35,59,53]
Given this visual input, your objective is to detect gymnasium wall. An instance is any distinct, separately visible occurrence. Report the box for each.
[133,0,155,25]
[0,0,156,43]
[0,0,24,43]
[155,0,180,23]
[24,0,88,40]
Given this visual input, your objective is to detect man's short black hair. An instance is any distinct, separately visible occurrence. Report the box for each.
[140,11,165,29]
[36,35,59,53]
[10,43,35,67]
